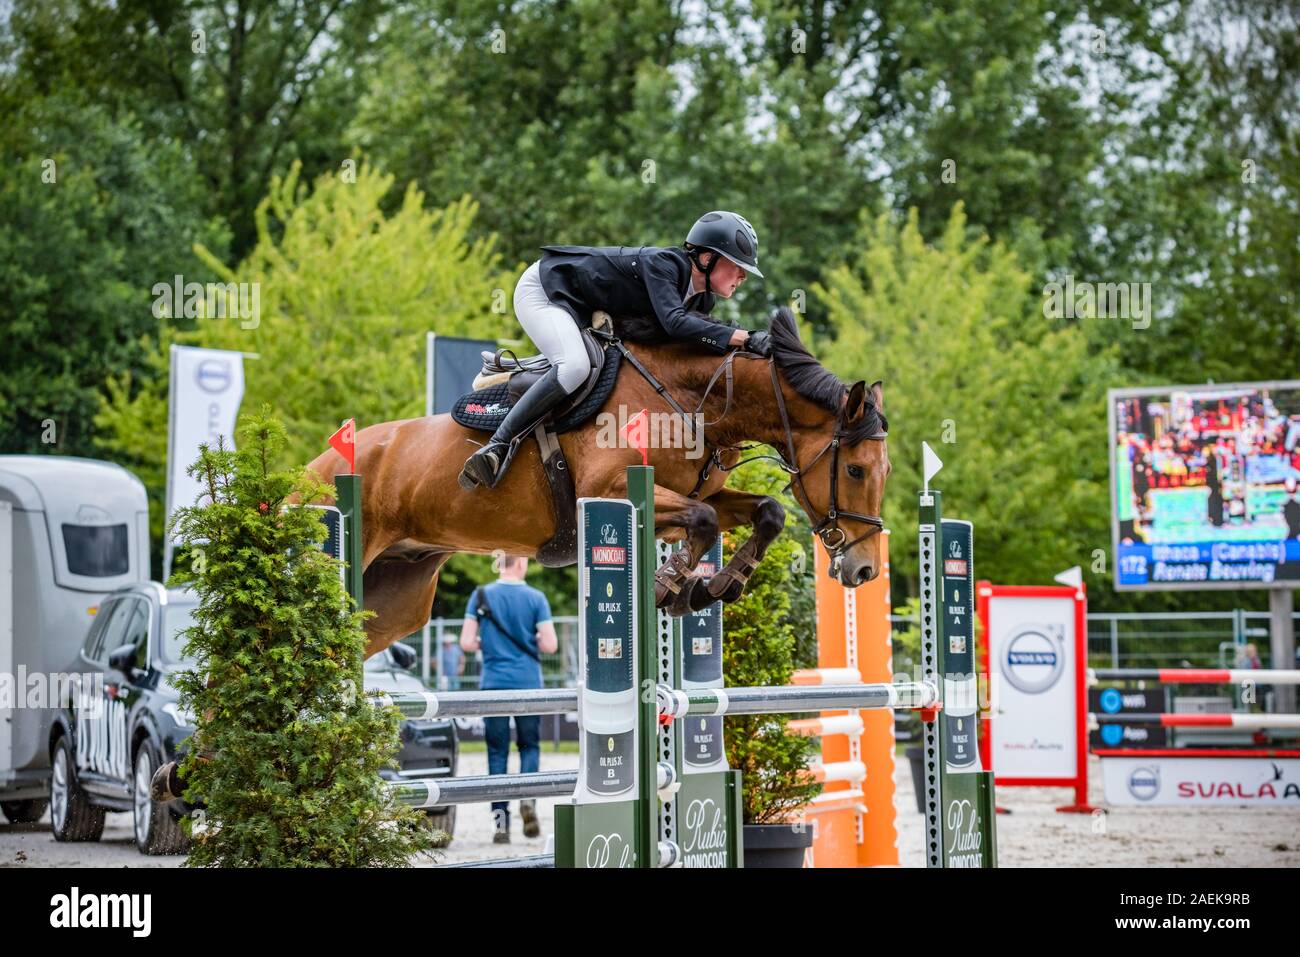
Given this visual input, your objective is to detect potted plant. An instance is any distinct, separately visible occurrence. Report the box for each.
[721,496,823,867]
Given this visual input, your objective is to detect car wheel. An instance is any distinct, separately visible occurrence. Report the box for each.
[133,739,190,855]
[49,737,105,842]
[0,799,49,824]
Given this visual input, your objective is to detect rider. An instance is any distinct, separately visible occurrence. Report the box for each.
[458,211,775,491]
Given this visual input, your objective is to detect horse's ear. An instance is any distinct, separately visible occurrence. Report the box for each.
[869,379,884,412]
[845,381,868,422]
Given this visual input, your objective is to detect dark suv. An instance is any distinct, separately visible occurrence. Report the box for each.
[50,583,461,854]
[50,582,197,854]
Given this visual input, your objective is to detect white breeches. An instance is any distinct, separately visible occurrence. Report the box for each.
[513,260,592,394]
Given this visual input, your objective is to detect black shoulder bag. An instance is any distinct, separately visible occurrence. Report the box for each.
[473,587,541,663]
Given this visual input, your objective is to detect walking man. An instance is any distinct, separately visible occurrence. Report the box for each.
[460,556,558,843]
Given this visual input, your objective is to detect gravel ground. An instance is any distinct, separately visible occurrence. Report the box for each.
[3,752,1296,867]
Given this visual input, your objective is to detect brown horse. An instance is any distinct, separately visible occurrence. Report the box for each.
[306,308,891,659]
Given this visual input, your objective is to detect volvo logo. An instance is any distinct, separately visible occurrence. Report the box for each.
[1000,626,1066,694]
[194,358,234,394]
[1126,764,1160,801]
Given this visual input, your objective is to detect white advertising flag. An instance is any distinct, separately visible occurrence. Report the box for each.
[164,345,246,578]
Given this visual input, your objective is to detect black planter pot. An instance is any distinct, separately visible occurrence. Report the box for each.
[742,823,813,868]
[906,745,925,814]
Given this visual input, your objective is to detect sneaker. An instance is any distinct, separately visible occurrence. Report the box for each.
[520,799,540,838]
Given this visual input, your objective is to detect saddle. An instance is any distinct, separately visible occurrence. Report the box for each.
[451,316,622,435]
[449,314,623,568]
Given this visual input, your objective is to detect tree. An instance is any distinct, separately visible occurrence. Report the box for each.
[93,161,515,559]
[1094,0,1299,384]
[721,477,823,824]
[815,203,1119,602]
[4,0,395,256]
[0,97,224,456]
[169,412,435,866]
[348,0,874,330]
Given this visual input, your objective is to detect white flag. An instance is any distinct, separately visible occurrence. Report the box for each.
[164,345,246,578]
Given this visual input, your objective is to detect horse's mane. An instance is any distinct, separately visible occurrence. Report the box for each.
[614,306,886,443]
[761,307,887,443]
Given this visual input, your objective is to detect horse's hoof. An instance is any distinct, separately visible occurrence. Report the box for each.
[150,761,183,803]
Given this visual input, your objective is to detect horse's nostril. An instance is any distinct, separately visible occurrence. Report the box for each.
[855,564,874,584]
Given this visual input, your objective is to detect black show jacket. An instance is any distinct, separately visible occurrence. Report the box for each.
[538,245,736,354]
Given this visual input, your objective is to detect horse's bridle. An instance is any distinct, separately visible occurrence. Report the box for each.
[765,360,888,566]
[605,330,888,569]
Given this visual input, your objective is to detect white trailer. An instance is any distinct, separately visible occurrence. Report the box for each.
[0,456,149,822]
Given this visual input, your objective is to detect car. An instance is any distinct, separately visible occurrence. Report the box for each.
[49,582,197,854]
[365,643,460,840]
[49,582,461,854]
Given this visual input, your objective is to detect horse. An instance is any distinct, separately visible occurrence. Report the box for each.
[305,307,891,659]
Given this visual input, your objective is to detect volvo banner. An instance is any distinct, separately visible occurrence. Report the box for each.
[977,582,1089,807]
[164,345,246,579]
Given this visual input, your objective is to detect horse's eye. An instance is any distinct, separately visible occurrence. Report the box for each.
[846,464,864,480]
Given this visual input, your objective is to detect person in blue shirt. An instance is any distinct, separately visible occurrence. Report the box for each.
[460,555,557,843]
[438,633,464,690]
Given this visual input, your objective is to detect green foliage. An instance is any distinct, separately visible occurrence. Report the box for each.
[721,458,820,669]
[721,506,822,824]
[1093,2,1300,386]
[94,161,515,554]
[349,0,873,330]
[0,95,224,458]
[3,0,1293,626]
[169,410,435,866]
[815,204,1120,602]
[4,0,395,257]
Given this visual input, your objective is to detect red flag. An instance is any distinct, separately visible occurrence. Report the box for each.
[328,418,357,473]
[622,409,650,466]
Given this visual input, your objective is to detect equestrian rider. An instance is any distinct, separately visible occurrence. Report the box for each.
[458,211,774,491]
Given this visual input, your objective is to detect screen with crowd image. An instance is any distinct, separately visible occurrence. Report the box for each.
[1110,381,1300,590]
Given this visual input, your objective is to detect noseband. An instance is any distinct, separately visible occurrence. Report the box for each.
[767,361,888,567]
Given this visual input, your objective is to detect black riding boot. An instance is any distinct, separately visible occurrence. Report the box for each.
[459,367,572,490]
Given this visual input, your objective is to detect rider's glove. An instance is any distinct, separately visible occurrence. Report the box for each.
[743,330,773,357]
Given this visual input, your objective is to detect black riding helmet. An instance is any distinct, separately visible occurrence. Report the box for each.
[685,211,763,294]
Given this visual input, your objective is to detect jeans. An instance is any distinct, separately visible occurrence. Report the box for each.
[484,715,540,828]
